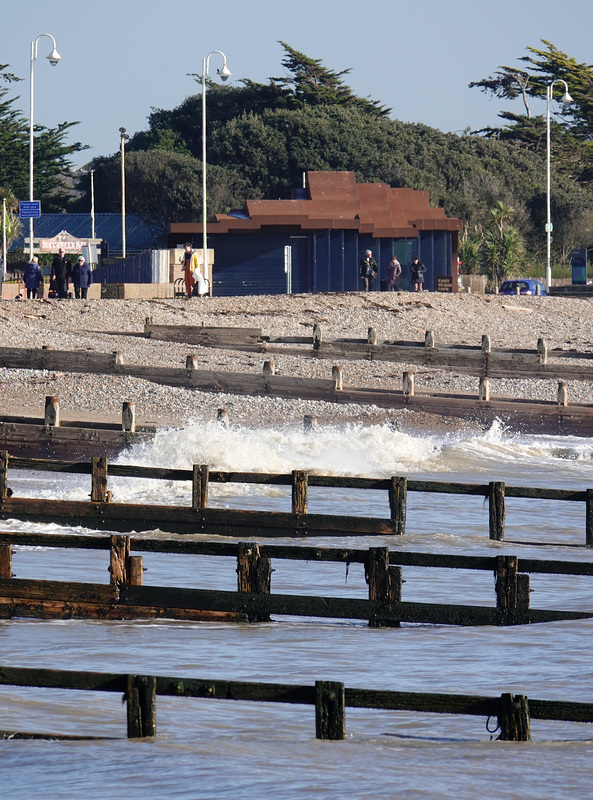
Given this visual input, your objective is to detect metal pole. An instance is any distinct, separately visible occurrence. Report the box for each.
[90,169,95,240]
[120,128,128,259]
[2,199,6,278]
[546,83,552,290]
[202,57,208,293]
[29,40,35,262]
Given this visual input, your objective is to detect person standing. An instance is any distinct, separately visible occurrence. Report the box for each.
[51,247,71,299]
[410,256,426,292]
[387,256,402,291]
[24,255,43,299]
[358,250,378,292]
[181,242,199,298]
[72,255,92,299]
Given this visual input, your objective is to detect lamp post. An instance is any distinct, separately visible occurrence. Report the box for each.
[201,50,231,295]
[546,79,573,289]
[119,127,129,258]
[29,33,62,260]
[90,169,95,241]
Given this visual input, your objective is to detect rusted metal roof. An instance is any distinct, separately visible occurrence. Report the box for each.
[168,171,462,238]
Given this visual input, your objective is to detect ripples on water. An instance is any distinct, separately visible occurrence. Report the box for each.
[3,419,593,799]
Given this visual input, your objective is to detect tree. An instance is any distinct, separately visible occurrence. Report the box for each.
[0,63,88,209]
[480,202,525,287]
[0,188,22,254]
[84,150,254,233]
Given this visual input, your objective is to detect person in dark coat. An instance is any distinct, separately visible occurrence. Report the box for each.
[358,250,378,291]
[410,256,426,292]
[72,255,92,299]
[24,256,43,299]
[51,248,72,299]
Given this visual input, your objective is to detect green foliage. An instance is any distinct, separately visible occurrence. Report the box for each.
[0,188,22,249]
[0,63,88,210]
[81,150,254,232]
[479,203,526,287]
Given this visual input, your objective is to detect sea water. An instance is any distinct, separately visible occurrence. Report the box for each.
[2,419,593,799]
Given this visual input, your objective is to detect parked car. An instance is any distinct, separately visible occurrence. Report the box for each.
[498,279,547,296]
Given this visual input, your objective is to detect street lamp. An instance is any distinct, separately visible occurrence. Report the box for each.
[29,33,62,260]
[201,50,231,294]
[119,127,129,258]
[546,79,573,289]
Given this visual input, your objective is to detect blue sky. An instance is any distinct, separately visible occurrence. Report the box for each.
[2,0,592,170]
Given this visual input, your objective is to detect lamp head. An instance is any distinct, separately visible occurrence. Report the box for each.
[47,47,62,66]
[561,91,574,105]
[218,64,232,82]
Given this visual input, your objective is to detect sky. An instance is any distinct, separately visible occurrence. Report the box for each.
[2,0,592,173]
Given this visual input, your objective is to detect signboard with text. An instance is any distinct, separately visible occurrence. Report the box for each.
[436,276,453,292]
[19,200,41,218]
[39,230,89,253]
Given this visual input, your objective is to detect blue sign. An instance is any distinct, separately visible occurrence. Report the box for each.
[19,200,41,219]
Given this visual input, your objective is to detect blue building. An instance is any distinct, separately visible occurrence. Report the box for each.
[168,171,462,295]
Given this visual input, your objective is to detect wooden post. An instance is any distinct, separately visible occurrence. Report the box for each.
[586,489,593,548]
[217,408,230,428]
[112,351,124,367]
[489,481,505,541]
[144,316,153,333]
[403,371,415,397]
[0,450,8,500]
[535,283,541,296]
[91,457,109,503]
[515,284,521,296]
[192,465,209,510]
[537,337,548,365]
[497,693,531,741]
[110,535,131,586]
[304,415,318,432]
[186,354,198,371]
[557,381,568,407]
[425,330,435,350]
[126,675,157,738]
[129,556,144,586]
[315,680,345,740]
[332,365,343,390]
[237,542,271,623]
[368,327,378,346]
[481,334,492,354]
[313,323,322,350]
[365,547,401,627]
[479,376,490,402]
[263,360,276,376]
[495,555,517,625]
[0,545,12,579]
[292,470,309,514]
[516,573,531,625]
[122,402,136,433]
[44,395,60,428]
[388,476,407,536]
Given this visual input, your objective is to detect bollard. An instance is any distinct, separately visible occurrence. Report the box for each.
[192,465,209,510]
[389,476,407,535]
[489,481,505,541]
[479,376,490,402]
[313,323,322,350]
[403,371,415,397]
[292,470,309,514]
[126,675,157,738]
[304,415,318,432]
[332,365,343,390]
[217,408,230,428]
[367,327,378,346]
[112,351,124,367]
[237,542,271,623]
[263,360,276,376]
[45,395,60,428]
[425,330,435,350]
[481,334,492,354]
[122,402,136,433]
[315,681,345,740]
[186,354,198,371]
[557,381,568,407]
[537,338,548,365]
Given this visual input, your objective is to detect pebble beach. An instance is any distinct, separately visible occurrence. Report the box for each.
[1,291,592,431]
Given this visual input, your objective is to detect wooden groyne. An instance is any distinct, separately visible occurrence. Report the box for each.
[1,453,592,547]
[0,400,154,459]
[1,343,593,434]
[1,665,592,741]
[1,532,592,626]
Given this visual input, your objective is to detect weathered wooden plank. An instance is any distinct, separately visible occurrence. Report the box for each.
[0,498,399,537]
[0,578,118,604]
